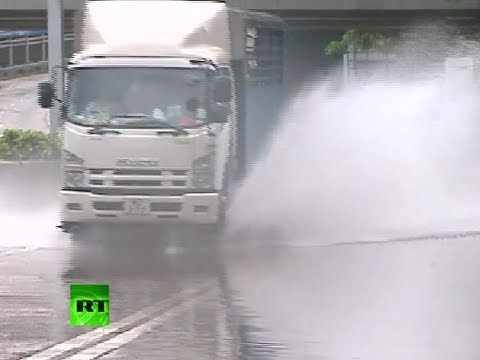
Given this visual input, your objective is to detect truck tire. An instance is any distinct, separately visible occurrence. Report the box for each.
[60,221,84,236]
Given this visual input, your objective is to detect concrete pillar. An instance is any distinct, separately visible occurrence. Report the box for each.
[73,7,85,53]
[48,0,65,133]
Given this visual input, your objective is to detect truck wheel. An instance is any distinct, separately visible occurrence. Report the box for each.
[60,222,84,235]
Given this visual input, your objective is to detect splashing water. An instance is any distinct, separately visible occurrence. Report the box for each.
[227,28,480,246]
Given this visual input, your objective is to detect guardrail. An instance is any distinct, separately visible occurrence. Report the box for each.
[0,33,75,80]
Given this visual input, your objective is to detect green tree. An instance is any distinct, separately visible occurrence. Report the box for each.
[325,30,389,56]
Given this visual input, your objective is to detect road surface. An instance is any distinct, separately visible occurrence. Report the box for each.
[2,75,480,360]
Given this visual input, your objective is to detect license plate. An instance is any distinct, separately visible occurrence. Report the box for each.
[124,198,150,215]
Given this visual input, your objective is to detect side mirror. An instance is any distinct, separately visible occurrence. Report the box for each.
[212,76,232,103]
[209,103,229,124]
[38,81,55,108]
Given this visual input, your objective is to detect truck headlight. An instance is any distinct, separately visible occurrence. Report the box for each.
[64,169,86,187]
[62,150,86,187]
[192,153,215,189]
[63,150,85,167]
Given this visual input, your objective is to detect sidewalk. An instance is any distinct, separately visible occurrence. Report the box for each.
[0,62,47,82]
[0,74,50,134]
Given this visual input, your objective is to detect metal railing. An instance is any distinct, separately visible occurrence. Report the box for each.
[0,33,75,79]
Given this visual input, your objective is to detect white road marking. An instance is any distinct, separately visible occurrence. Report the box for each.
[66,289,214,360]
[0,308,54,316]
[22,281,215,360]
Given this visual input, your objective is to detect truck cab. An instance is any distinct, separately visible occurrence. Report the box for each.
[39,55,233,232]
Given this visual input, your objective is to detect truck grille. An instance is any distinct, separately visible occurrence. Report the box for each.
[112,169,187,176]
[114,180,163,186]
[93,201,182,213]
[86,168,189,191]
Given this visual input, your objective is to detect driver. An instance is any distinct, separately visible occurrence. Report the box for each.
[123,79,150,114]
[179,97,200,127]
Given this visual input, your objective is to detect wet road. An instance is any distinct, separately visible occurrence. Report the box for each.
[2,75,480,360]
[4,164,480,360]
[2,165,480,360]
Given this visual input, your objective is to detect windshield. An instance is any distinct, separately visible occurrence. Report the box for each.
[67,67,210,128]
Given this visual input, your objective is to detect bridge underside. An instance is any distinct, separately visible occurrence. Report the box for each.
[0,10,76,31]
[2,8,479,30]
[274,9,480,30]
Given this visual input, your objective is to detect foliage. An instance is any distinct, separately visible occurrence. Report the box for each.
[325,30,389,56]
[0,129,61,161]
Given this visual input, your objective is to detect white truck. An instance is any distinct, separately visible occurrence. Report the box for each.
[38,0,284,234]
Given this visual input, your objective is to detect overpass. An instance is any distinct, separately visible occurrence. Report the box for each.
[2,0,480,32]
[3,0,480,10]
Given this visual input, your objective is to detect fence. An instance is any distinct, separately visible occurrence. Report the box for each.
[0,33,75,80]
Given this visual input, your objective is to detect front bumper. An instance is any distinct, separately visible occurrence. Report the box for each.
[60,190,220,224]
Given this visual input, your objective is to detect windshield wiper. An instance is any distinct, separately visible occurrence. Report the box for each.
[111,114,149,119]
[154,123,189,136]
[111,115,189,136]
[87,127,121,135]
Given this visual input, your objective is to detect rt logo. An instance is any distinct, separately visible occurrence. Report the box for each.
[70,284,109,326]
